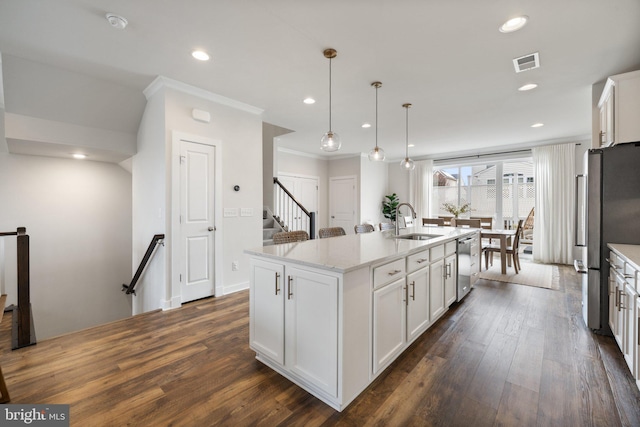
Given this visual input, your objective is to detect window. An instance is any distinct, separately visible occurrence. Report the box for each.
[432,157,534,229]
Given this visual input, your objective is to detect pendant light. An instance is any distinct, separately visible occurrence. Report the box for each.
[320,48,341,152]
[368,81,386,161]
[400,103,415,171]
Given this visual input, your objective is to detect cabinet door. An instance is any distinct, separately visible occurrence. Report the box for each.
[614,272,626,350]
[407,267,430,341]
[285,267,338,397]
[600,87,614,146]
[623,283,637,377]
[444,254,457,307]
[430,259,446,321]
[373,278,406,374]
[609,270,618,335]
[250,259,285,365]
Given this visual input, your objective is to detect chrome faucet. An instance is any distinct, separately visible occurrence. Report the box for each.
[395,202,417,235]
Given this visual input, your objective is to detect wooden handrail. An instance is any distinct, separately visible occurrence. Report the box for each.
[273,178,311,216]
[122,234,165,295]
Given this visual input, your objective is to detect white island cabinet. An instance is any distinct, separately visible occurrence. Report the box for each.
[246,227,478,411]
[607,243,640,392]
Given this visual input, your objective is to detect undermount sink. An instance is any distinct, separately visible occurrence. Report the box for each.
[394,233,441,240]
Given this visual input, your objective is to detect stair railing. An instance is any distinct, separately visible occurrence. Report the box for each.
[273,178,316,239]
[0,227,36,349]
[122,234,165,295]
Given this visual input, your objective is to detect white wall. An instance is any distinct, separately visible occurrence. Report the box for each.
[132,79,263,314]
[132,86,167,314]
[0,152,132,339]
[387,163,411,205]
[360,156,388,226]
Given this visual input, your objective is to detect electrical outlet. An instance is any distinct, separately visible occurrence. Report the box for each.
[232,261,239,271]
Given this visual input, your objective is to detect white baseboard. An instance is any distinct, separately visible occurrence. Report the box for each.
[220,281,249,295]
[161,295,182,310]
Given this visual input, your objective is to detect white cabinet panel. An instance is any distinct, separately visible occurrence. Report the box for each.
[373,278,406,373]
[430,259,446,321]
[250,259,285,365]
[407,267,430,341]
[286,267,338,397]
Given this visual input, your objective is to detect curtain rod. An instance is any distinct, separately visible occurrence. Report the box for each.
[433,142,582,163]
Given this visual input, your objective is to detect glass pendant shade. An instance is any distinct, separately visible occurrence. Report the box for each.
[368,81,385,161]
[400,157,415,171]
[368,146,386,161]
[321,131,341,152]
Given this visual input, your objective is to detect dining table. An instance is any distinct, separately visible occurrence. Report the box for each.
[480,229,518,274]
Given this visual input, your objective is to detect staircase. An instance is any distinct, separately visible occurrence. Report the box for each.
[263,208,284,246]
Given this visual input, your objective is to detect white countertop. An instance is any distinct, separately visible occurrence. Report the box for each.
[245,226,478,273]
[608,243,640,270]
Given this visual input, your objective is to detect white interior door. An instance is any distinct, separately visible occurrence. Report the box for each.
[330,176,356,233]
[180,140,216,303]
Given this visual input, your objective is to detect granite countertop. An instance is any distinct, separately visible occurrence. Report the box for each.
[608,243,640,271]
[245,226,478,273]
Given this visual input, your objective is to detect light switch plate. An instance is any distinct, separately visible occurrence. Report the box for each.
[224,208,239,217]
[240,208,253,217]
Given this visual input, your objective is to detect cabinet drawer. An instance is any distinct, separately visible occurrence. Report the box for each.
[430,244,444,261]
[373,258,406,289]
[407,250,430,273]
[445,241,456,256]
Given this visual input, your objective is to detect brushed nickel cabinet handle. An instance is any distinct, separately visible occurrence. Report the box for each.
[410,281,416,301]
[287,276,293,300]
[275,272,281,295]
[416,258,428,264]
[388,269,402,276]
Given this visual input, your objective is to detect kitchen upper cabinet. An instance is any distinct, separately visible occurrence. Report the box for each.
[598,70,640,146]
[250,258,285,365]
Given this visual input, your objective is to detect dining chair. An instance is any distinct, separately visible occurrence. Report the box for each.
[272,230,309,244]
[318,227,346,238]
[451,218,481,228]
[482,220,523,273]
[438,215,454,226]
[379,222,395,231]
[354,224,375,234]
[422,217,445,226]
[471,216,493,231]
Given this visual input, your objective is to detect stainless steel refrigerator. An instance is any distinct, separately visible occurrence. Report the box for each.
[575,142,640,335]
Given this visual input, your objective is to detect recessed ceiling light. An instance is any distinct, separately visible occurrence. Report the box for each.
[499,15,528,33]
[531,123,544,128]
[362,123,371,128]
[303,97,316,104]
[72,153,87,159]
[192,50,210,61]
[518,83,538,91]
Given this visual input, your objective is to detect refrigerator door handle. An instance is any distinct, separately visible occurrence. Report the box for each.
[575,174,586,247]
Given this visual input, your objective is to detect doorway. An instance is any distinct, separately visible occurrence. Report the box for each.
[171,132,222,307]
[329,176,357,233]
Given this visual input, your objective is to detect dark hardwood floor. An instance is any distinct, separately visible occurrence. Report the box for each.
[1,265,639,426]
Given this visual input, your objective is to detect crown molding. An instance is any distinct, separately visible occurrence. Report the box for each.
[143,76,264,116]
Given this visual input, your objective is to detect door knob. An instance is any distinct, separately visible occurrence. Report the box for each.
[208,227,215,231]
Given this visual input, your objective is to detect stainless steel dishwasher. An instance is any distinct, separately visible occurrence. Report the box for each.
[456,236,474,301]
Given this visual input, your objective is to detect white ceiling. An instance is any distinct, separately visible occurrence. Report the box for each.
[1,0,640,161]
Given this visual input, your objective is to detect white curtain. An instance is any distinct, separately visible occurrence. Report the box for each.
[532,143,575,264]
[410,160,434,223]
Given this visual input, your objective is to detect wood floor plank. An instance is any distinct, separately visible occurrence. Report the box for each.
[2,265,639,426]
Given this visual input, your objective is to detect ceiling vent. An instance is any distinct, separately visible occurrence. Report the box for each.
[513,52,540,73]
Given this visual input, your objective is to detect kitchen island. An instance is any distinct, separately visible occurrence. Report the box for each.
[245,226,479,411]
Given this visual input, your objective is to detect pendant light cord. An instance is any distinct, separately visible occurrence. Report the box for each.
[328,56,332,132]
[405,106,409,158]
[375,85,379,149]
